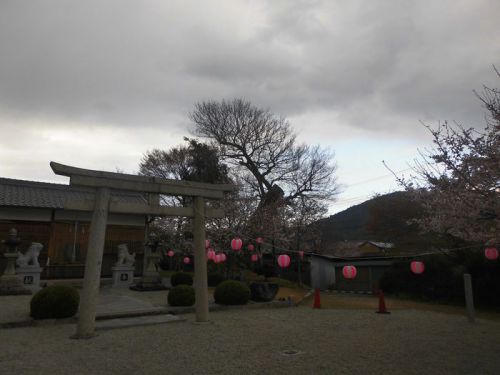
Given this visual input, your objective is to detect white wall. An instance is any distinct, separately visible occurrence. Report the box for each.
[310,256,336,289]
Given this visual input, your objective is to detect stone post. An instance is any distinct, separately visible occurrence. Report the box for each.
[74,188,110,338]
[463,273,475,323]
[193,196,209,322]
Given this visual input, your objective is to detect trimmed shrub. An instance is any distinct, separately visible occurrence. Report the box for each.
[207,273,226,287]
[168,285,195,306]
[30,285,80,319]
[214,280,250,305]
[171,272,193,287]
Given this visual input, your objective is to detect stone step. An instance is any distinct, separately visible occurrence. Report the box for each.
[95,307,169,320]
[95,314,184,331]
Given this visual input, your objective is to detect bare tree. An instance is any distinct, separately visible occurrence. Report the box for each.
[190,99,339,208]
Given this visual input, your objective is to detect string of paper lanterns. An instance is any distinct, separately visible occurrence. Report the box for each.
[172,234,498,282]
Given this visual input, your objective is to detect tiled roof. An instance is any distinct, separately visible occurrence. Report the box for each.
[366,241,394,249]
[0,177,147,209]
[321,240,395,258]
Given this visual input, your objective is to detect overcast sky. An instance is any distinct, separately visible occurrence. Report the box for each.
[0,0,498,213]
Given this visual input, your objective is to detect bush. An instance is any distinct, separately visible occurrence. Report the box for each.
[30,285,80,319]
[168,285,195,306]
[207,273,225,287]
[214,280,250,305]
[171,272,193,287]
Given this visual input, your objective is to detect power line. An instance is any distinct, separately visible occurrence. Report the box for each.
[342,167,413,188]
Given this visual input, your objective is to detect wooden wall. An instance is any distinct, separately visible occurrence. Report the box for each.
[0,220,145,278]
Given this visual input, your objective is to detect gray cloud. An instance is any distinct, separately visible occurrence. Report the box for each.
[0,0,498,137]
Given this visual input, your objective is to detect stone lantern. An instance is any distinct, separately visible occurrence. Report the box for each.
[0,229,31,295]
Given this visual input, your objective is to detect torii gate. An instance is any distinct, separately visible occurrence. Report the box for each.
[50,162,235,338]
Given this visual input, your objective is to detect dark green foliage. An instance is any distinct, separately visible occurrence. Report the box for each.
[207,273,225,287]
[139,138,230,184]
[380,251,500,307]
[30,285,80,319]
[168,285,195,306]
[214,280,250,305]
[262,264,276,279]
[171,272,193,286]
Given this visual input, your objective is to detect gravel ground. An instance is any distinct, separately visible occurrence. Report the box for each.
[1,307,499,375]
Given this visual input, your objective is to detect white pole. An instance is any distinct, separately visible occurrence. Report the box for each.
[193,196,209,322]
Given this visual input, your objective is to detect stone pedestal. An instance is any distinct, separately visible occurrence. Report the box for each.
[0,253,32,295]
[249,282,279,302]
[130,252,165,291]
[112,265,135,287]
[16,266,43,293]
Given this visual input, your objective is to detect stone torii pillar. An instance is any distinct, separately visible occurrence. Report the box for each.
[51,162,234,338]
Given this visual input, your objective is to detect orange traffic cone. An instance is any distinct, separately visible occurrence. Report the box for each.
[313,288,321,309]
[376,289,390,314]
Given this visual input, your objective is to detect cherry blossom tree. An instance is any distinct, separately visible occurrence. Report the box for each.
[392,71,499,244]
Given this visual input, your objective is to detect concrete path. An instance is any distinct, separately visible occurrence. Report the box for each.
[0,287,177,328]
[1,283,299,329]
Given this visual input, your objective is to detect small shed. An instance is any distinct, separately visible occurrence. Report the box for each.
[309,240,396,291]
[310,254,394,292]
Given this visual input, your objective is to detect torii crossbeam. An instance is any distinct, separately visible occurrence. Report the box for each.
[51,162,235,338]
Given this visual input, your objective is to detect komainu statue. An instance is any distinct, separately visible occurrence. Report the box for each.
[16,242,43,267]
[115,243,135,266]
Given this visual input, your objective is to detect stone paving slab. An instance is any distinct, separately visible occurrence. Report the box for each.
[95,314,184,331]
[0,289,169,327]
[95,294,162,316]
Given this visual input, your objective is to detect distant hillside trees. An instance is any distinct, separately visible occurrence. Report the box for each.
[392,71,499,244]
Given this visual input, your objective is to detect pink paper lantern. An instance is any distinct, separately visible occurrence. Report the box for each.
[298,250,304,259]
[167,250,174,257]
[220,253,227,262]
[205,239,210,248]
[213,254,221,264]
[183,257,191,264]
[485,247,499,260]
[247,244,255,251]
[256,237,263,244]
[231,238,243,251]
[342,265,357,279]
[410,261,425,274]
[251,254,259,262]
[207,249,216,261]
[277,254,291,268]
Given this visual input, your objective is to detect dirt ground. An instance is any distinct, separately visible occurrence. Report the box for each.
[300,291,500,322]
[1,305,499,375]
